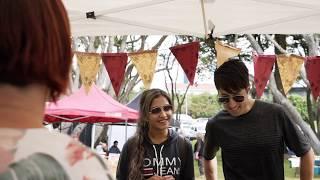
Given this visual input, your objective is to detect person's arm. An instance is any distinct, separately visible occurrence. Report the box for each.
[194,141,201,160]
[196,140,201,152]
[204,157,218,180]
[203,119,219,180]
[280,105,314,180]
[300,148,314,180]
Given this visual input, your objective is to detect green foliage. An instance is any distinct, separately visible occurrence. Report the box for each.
[288,95,308,122]
[183,93,222,118]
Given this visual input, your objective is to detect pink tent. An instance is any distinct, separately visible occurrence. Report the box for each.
[45,85,139,123]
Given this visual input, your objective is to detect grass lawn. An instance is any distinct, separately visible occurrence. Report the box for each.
[192,140,320,180]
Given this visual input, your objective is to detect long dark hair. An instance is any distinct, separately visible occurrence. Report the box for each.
[128,89,172,180]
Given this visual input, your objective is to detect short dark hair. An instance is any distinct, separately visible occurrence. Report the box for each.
[0,0,72,101]
[114,141,118,144]
[214,58,249,93]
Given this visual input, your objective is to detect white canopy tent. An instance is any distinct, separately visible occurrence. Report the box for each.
[64,0,320,37]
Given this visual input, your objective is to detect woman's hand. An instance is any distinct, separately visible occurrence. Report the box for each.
[147,175,163,180]
[162,175,175,180]
[147,175,175,180]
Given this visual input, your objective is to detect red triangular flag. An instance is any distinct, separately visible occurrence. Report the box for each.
[101,53,128,96]
[305,56,320,100]
[253,54,276,98]
[169,42,200,85]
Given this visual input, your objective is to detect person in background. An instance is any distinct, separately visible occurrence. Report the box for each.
[194,133,204,177]
[0,0,113,179]
[203,58,314,180]
[109,141,121,154]
[117,89,195,180]
[101,139,109,154]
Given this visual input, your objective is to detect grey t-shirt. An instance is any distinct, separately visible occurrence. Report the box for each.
[204,100,311,180]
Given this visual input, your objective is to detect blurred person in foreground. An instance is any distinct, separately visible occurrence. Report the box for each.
[203,58,314,180]
[117,89,194,180]
[0,0,113,179]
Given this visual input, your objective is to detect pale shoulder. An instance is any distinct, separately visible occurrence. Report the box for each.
[0,128,114,180]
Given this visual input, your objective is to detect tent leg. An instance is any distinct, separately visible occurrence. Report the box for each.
[91,123,96,149]
[125,119,128,141]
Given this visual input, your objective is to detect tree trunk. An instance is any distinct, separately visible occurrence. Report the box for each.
[303,34,320,137]
[273,35,286,96]
[269,74,320,153]
[306,89,316,131]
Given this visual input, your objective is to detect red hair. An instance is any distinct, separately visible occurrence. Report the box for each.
[0,0,72,101]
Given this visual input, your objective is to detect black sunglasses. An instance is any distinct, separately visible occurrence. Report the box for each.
[218,95,245,104]
[149,105,173,114]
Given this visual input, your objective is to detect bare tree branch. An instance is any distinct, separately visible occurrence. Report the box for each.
[120,35,128,52]
[303,34,318,56]
[107,36,113,53]
[246,34,263,53]
[265,34,287,54]
[152,35,168,50]
[138,35,148,51]
[127,36,142,44]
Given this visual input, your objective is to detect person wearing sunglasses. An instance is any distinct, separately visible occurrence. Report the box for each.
[117,89,195,180]
[203,58,314,180]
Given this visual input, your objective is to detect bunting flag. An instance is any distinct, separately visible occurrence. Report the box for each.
[277,54,304,94]
[101,53,128,96]
[253,54,276,98]
[76,52,101,93]
[129,50,157,89]
[305,56,320,100]
[215,41,241,67]
[169,42,200,85]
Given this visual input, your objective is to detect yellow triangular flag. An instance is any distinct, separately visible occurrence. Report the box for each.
[215,41,241,67]
[129,50,157,89]
[277,54,304,94]
[76,52,101,93]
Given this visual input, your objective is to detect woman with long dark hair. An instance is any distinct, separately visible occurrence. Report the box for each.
[117,89,194,180]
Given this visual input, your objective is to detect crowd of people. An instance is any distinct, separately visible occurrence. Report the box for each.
[0,0,315,179]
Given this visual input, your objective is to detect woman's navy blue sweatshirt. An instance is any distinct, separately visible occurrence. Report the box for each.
[116,129,195,180]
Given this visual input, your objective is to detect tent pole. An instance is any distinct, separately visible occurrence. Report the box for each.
[91,123,96,149]
[200,0,208,36]
[125,119,128,141]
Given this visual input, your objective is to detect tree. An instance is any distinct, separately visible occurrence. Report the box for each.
[246,34,320,153]
[188,93,221,118]
[288,95,308,122]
